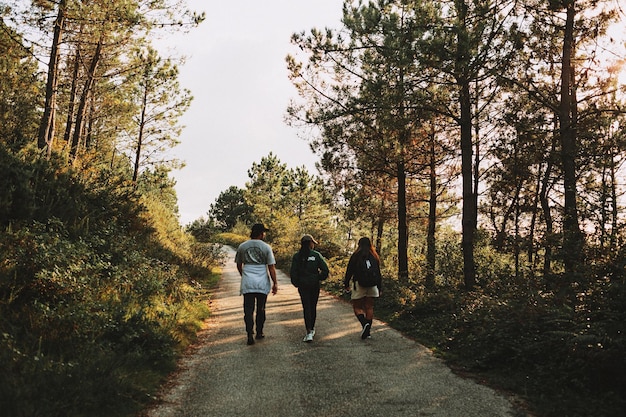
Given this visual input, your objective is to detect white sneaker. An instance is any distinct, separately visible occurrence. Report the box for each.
[310,328,315,337]
[303,332,314,342]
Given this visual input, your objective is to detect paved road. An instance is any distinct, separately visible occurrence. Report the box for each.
[142,246,520,417]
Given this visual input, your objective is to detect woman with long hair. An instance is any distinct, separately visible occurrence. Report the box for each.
[290,234,329,342]
[343,237,382,339]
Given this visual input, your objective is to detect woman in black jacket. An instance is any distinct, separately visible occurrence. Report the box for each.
[290,234,329,342]
[343,237,382,339]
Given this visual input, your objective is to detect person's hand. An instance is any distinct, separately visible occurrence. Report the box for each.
[272,283,278,295]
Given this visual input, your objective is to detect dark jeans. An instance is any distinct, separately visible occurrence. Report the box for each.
[298,285,320,332]
[243,292,268,335]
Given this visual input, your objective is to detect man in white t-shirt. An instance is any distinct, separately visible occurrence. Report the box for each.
[235,223,278,345]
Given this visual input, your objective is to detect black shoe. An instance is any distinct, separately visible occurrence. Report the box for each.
[360,323,371,340]
[255,333,265,340]
[247,334,255,345]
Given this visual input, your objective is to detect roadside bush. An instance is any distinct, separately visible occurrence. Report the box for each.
[213,231,247,248]
[0,145,34,224]
[0,156,216,417]
[189,241,227,269]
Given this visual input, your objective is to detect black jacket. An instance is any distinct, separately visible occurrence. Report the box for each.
[290,249,329,288]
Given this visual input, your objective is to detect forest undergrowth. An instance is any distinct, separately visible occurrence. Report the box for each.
[0,149,224,417]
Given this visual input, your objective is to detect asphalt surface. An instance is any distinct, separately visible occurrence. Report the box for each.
[142,246,520,417]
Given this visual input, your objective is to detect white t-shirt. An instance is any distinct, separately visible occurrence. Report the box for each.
[235,239,276,295]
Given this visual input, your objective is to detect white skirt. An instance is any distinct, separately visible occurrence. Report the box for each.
[350,281,379,300]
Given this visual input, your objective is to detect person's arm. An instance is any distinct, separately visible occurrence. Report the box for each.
[268,264,278,295]
[235,247,243,276]
[318,253,329,280]
[289,254,301,287]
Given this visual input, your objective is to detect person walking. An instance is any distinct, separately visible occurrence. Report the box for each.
[343,237,382,339]
[290,234,329,342]
[235,223,278,345]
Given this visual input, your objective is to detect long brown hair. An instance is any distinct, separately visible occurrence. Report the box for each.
[355,237,379,262]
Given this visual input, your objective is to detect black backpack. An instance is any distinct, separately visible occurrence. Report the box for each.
[355,253,380,287]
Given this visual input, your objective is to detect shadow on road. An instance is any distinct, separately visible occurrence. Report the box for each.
[142,246,520,417]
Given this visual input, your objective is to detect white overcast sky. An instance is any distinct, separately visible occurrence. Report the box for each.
[158,0,345,225]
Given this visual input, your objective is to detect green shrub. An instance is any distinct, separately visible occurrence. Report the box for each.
[0,155,218,417]
[213,231,248,248]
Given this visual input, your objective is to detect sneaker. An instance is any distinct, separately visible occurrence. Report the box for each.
[303,332,314,342]
[310,329,315,337]
[360,323,371,340]
[255,333,265,340]
[247,334,255,345]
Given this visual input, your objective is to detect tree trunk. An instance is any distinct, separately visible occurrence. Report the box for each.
[456,1,476,290]
[63,46,81,150]
[514,203,520,279]
[473,83,480,237]
[37,0,67,157]
[600,158,608,251]
[559,0,583,278]
[460,80,476,290]
[540,135,557,277]
[70,37,103,163]
[395,58,409,283]
[426,128,437,289]
[397,159,409,284]
[376,199,385,258]
[528,166,542,270]
[133,81,149,182]
[609,145,618,253]
[85,95,95,150]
